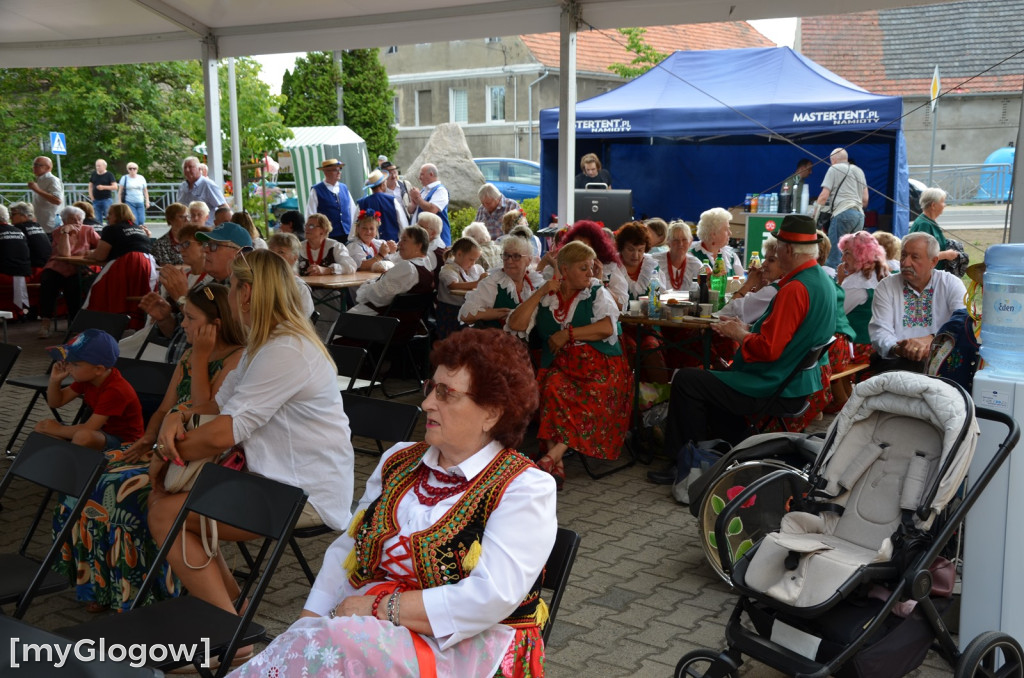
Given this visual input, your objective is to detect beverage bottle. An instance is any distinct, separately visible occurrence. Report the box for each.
[711,254,728,310]
[750,194,759,213]
[698,264,711,305]
[779,182,792,214]
[648,276,662,318]
[748,250,761,272]
[744,194,752,213]
[981,244,1024,374]
[770,192,778,213]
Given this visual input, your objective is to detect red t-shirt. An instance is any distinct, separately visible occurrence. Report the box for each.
[70,367,145,443]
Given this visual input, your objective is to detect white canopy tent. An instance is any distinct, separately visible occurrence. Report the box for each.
[5,0,1018,237]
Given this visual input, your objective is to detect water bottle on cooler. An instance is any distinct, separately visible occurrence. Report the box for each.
[981,244,1024,375]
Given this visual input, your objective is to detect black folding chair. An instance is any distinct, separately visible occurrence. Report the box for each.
[381,292,435,398]
[0,342,22,387]
[746,336,836,435]
[286,394,422,586]
[540,527,582,644]
[329,313,399,398]
[4,310,131,455]
[59,464,307,677]
[0,433,106,618]
[132,322,172,360]
[328,344,373,394]
[114,357,178,425]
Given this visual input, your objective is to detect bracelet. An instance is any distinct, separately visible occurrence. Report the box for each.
[386,591,401,626]
[371,590,388,619]
[567,325,575,344]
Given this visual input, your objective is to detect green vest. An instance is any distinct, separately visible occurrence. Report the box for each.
[845,287,874,345]
[537,284,622,368]
[832,278,855,339]
[715,263,836,398]
[474,284,520,331]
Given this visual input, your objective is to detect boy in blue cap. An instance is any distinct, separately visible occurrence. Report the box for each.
[36,328,144,450]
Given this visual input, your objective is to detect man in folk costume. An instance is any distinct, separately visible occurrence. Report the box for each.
[358,169,410,242]
[410,163,451,246]
[306,158,358,244]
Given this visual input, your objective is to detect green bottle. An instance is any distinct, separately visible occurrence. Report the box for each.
[711,253,728,310]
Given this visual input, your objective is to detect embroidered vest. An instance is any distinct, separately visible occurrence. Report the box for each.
[313,181,352,239]
[358,192,402,242]
[348,443,544,628]
[536,284,623,368]
[420,184,451,245]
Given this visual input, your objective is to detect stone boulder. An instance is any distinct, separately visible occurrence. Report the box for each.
[407,123,486,207]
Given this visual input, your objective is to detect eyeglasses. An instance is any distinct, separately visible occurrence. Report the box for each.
[423,379,475,403]
[202,240,240,253]
[172,240,195,252]
[304,224,323,231]
[502,253,525,262]
[127,166,138,171]
[235,246,254,274]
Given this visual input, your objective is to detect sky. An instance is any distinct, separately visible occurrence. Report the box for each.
[252,19,797,94]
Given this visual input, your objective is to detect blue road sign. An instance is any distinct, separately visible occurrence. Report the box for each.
[49,132,67,156]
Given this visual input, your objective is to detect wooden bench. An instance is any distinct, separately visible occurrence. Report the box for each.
[830,362,870,385]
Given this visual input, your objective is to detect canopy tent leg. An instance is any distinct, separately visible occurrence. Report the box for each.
[202,37,224,187]
[557,0,580,226]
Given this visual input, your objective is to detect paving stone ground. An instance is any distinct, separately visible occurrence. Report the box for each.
[0,317,955,677]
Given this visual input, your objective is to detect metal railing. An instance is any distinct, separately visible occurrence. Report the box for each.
[908,163,1013,205]
[0,181,297,217]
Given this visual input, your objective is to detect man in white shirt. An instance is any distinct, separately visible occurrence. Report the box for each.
[382,162,414,217]
[28,156,63,233]
[410,163,451,245]
[815,148,868,269]
[350,225,433,315]
[176,156,228,225]
[869,232,965,371]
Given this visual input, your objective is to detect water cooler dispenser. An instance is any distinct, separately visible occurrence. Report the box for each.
[961,244,1024,649]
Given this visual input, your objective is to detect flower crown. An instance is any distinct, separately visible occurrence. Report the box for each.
[358,209,381,220]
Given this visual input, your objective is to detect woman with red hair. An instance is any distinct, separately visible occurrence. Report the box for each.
[232,328,557,678]
[539,220,628,308]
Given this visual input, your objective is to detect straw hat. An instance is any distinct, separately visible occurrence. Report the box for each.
[364,169,387,188]
[318,159,344,170]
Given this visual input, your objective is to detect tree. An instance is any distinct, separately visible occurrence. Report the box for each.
[280,52,340,127]
[607,28,668,78]
[279,49,398,162]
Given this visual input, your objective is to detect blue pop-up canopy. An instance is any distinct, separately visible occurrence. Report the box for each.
[540,47,909,235]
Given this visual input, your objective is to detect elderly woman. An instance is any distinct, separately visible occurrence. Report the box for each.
[419,212,448,276]
[82,203,157,329]
[118,162,150,225]
[464,221,503,271]
[151,203,189,266]
[616,221,659,300]
[837,230,888,365]
[347,210,397,272]
[55,283,244,612]
[299,213,356,276]
[540,220,628,309]
[188,201,210,228]
[652,220,700,291]
[149,250,355,627]
[8,201,52,271]
[459,236,544,333]
[34,206,102,338]
[436,237,486,339]
[475,183,521,240]
[0,204,33,317]
[350,225,433,316]
[909,187,966,273]
[231,328,555,678]
[508,241,633,487]
[691,207,744,276]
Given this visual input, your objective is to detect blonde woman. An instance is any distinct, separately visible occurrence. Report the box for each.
[148,249,354,627]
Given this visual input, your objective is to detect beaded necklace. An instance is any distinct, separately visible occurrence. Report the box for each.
[552,286,582,324]
[306,240,326,266]
[515,276,535,303]
[667,254,687,290]
[412,464,471,506]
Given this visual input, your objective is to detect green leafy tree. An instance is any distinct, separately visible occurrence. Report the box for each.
[280,52,341,127]
[607,28,668,78]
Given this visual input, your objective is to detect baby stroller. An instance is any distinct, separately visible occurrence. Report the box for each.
[677,372,1021,678]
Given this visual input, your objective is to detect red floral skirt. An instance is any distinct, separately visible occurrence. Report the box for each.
[659,326,737,370]
[537,343,633,460]
[498,626,545,678]
[851,342,873,365]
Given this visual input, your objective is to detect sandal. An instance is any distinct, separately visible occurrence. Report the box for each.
[536,456,556,474]
[551,461,566,491]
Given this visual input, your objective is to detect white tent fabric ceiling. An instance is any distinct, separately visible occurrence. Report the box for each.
[1,0,944,69]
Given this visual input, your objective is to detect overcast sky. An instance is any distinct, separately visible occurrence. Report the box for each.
[252,19,796,95]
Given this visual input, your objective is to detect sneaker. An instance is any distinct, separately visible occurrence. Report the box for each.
[36,326,53,340]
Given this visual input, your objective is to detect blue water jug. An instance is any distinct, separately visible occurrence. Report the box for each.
[981,244,1024,375]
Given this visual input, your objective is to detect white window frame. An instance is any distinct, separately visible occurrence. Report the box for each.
[449,88,468,124]
[486,85,506,123]
[392,95,400,126]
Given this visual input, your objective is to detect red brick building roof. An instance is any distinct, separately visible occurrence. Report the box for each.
[520,22,774,74]
[800,2,1024,96]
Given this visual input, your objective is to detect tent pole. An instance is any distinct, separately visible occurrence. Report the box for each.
[557,0,579,226]
[202,38,224,187]
[228,57,243,212]
[1008,101,1023,244]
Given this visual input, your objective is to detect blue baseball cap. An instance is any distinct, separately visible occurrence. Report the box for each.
[194,222,253,249]
[47,329,120,368]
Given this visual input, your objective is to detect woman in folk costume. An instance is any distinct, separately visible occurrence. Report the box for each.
[459,235,543,334]
[298,213,356,276]
[231,328,557,678]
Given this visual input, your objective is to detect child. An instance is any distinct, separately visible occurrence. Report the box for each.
[436,237,486,339]
[36,329,144,451]
[347,210,396,272]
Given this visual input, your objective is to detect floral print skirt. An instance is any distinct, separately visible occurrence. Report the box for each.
[52,444,180,611]
[537,344,633,460]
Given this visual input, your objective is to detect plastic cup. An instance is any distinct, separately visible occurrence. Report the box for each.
[699,303,714,318]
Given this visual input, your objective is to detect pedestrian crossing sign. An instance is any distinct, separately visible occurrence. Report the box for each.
[49,132,67,155]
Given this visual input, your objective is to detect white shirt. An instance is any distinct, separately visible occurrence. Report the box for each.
[841,272,882,314]
[621,255,660,300]
[652,250,701,291]
[216,333,354,530]
[294,276,316,318]
[869,270,966,359]
[305,181,359,227]
[719,284,778,325]
[33,171,64,232]
[426,236,447,271]
[299,237,357,275]
[459,270,544,334]
[689,241,745,277]
[541,261,628,309]
[350,255,430,315]
[437,262,485,306]
[513,280,621,348]
[413,181,449,225]
[305,440,557,652]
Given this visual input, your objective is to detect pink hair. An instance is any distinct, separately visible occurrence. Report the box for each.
[838,231,886,274]
[559,220,622,265]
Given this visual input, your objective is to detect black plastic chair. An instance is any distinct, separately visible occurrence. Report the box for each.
[114,357,178,425]
[285,394,422,586]
[59,464,307,677]
[4,310,131,455]
[747,336,836,435]
[328,344,372,393]
[132,322,172,360]
[540,527,582,644]
[329,313,399,399]
[0,433,106,618]
[0,342,22,387]
[381,292,435,398]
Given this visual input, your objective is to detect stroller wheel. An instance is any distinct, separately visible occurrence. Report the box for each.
[955,631,1024,678]
[675,650,738,678]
